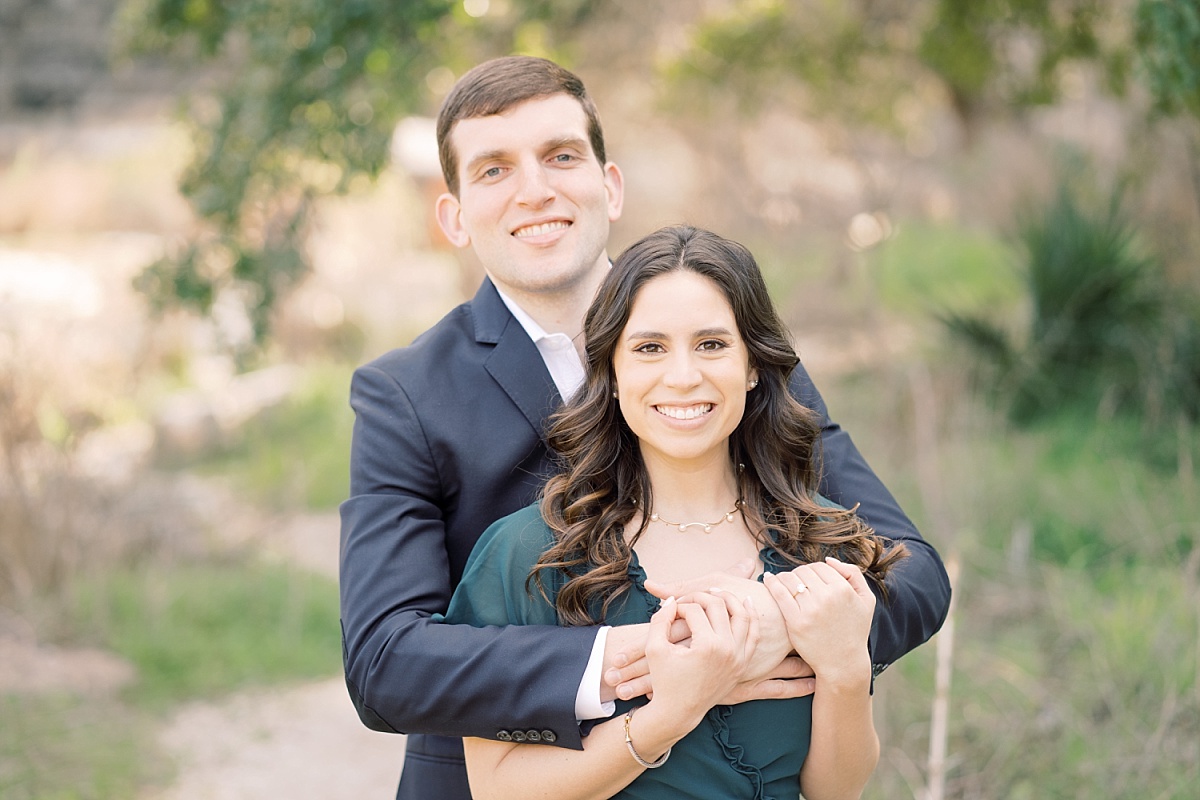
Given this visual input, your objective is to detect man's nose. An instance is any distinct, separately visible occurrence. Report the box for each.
[515,164,556,208]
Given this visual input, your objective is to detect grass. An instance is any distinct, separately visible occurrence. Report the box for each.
[2,558,341,798]
[193,362,355,511]
[64,559,342,709]
[872,220,1017,317]
[0,694,154,800]
[819,359,1200,800]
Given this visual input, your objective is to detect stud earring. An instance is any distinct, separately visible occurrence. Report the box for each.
[748,379,758,389]
[612,391,619,399]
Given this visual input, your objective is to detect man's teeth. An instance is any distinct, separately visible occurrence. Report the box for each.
[514,221,569,238]
[655,404,713,420]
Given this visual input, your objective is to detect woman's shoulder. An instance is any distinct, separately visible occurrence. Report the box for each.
[447,502,559,626]
[813,492,845,511]
[468,502,555,570]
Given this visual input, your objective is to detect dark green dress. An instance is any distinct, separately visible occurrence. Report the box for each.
[444,503,811,800]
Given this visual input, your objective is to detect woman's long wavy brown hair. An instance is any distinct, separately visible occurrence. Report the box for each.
[532,225,907,626]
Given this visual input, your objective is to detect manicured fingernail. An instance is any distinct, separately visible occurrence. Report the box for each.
[826,556,842,563]
[709,586,723,593]
[744,597,754,610]
[664,595,676,605]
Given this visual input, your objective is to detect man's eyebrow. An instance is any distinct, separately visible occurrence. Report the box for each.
[464,148,508,175]
[541,135,590,155]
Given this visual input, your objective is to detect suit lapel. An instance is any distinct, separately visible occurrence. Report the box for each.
[472,279,562,442]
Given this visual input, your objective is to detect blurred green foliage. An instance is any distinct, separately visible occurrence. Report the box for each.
[123,0,456,345]
[873,222,1017,316]
[0,694,152,800]
[192,362,354,510]
[667,0,1130,128]
[66,560,341,709]
[822,369,1200,800]
[941,167,1198,424]
[1136,0,1200,119]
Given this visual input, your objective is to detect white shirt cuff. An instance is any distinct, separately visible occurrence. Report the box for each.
[574,626,616,721]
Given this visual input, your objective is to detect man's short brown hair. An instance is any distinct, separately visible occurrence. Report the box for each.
[436,55,607,195]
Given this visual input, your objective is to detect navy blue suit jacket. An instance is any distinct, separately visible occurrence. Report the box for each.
[340,278,950,799]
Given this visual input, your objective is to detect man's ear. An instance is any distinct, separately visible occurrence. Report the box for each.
[434,192,471,248]
[603,162,624,222]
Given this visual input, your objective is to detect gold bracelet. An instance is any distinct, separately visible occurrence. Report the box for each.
[623,706,670,769]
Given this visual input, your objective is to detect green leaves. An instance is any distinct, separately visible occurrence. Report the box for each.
[940,167,1199,424]
[1136,0,1200,119]
[125,0,458,353]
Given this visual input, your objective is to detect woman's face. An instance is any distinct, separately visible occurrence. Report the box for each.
[612,270,757,471]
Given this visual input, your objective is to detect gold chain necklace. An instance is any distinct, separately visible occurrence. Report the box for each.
[649,500,741,533]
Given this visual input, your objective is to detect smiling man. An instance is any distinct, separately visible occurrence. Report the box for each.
[339,55,950,800]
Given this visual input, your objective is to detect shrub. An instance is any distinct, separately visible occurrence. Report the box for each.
[941,172,1194,425]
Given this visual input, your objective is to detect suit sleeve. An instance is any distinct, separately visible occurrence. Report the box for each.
[789,362,951,673]
[339,365,596,749]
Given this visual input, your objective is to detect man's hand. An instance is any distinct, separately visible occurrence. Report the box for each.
[602,559,759,701]
[719,654,816,704]
[644,566,793,684]
[600,619,688,702]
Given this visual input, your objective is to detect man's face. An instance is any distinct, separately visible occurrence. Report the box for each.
[436,94,624,304]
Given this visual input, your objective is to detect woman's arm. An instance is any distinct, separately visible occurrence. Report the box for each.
[464,593,759,800]
[764,559,879,800]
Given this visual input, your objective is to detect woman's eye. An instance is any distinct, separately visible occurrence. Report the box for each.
[699,340,727,351]
[634,343,664,354]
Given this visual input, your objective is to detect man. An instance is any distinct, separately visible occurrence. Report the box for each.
[340,55,951,799]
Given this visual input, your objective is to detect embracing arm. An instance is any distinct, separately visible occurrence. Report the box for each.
[339,363,596,746]
[790,362,951,668]
[462,595,758,800]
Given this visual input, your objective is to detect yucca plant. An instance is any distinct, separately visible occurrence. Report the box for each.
[943,175,1167,423]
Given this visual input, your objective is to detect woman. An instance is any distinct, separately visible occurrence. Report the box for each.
[445,225,907,799]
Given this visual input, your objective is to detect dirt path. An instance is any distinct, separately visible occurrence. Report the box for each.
[141,512,408,800]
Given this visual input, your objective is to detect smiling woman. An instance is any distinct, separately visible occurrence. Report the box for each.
[613,269,757,473]
[444,225,907,800]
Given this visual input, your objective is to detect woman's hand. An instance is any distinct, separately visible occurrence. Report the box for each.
[763,557,874,685]
[642,591,759,727]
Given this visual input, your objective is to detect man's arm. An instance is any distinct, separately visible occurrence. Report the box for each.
[789,361,951,669]
[339,363,596,748]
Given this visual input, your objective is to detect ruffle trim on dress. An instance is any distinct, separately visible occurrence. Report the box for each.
[626,551,662,618]
[708,706,774,800]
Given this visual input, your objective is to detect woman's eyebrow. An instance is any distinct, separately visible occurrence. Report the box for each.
[624,327,734,340]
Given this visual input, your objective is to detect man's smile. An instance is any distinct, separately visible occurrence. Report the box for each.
[512,220,571,238]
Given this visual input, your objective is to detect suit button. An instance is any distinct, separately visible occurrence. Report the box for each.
[511,730,527,742]
[526,730,541,742]
[540,730,556,743]
[496,730,512,741]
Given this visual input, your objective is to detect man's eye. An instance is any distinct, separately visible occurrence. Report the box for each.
[552,153,574,163]
[483,166,502,178]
